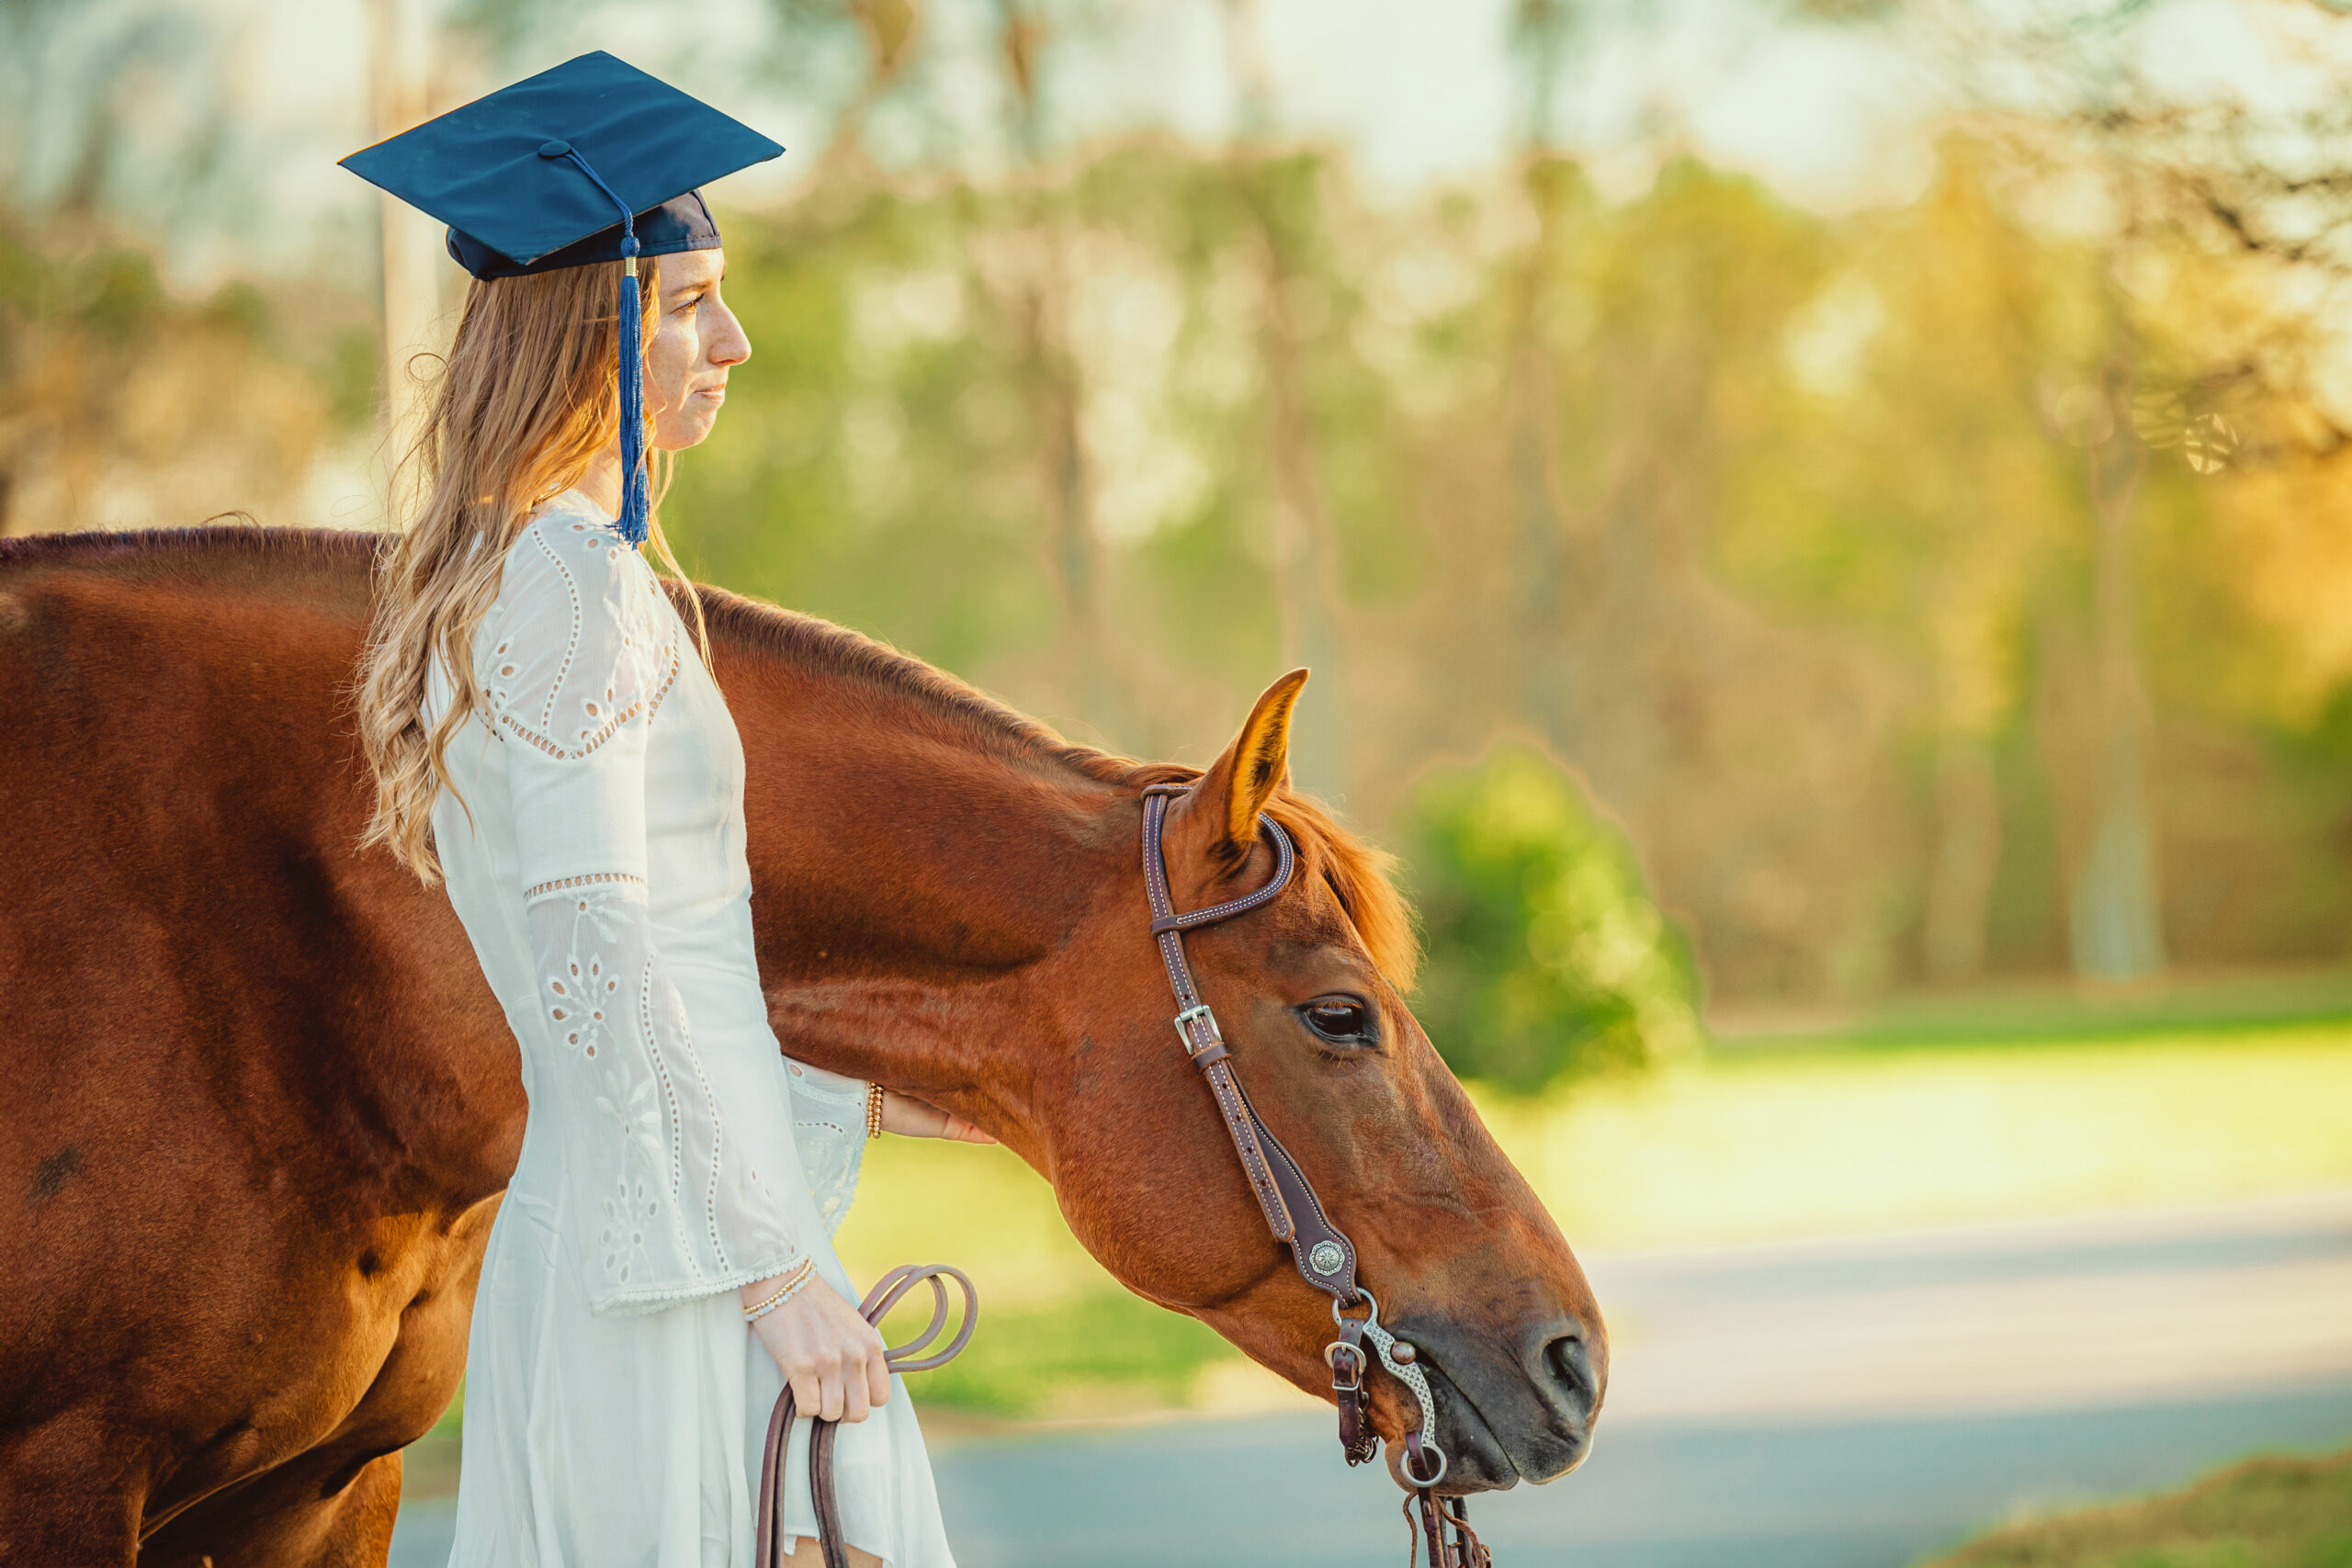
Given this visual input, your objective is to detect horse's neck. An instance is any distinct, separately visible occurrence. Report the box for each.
[726,649,1114,1136]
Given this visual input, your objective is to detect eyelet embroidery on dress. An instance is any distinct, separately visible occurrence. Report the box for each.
[489,502,806,1309]
[634,970,689,1213]
[782,1069,870,1236]
[524,871,646,903]
[479,518,680,761]
[673,1001,736,1270]
[599,1174,655,1285]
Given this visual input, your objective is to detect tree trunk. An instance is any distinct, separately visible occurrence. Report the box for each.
[1253,229,1344,801]
[2068,355,2165,982]
[1924,730,2000,981]
[1508,169,1583,758]
[996,1,1111,740]
[1226,0,1343,799]
[367,0,441,455]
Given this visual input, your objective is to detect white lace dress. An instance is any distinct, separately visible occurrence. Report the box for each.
[424,490,955,1568]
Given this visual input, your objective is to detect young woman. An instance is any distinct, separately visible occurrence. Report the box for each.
[347,57,979,1568]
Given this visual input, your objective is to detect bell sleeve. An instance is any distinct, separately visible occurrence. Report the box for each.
[778,1060,869,1237]
[484,522,807,1314]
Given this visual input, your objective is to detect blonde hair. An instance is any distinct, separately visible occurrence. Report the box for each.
[356,259,707,884]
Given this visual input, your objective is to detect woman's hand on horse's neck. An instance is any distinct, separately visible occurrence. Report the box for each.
[880,1091,993,1143]
[734,712,1091,1160]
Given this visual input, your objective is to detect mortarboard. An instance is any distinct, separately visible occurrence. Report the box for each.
[339,51,784,545]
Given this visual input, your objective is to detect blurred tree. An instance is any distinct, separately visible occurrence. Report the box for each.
[1500,0,1581,756]
[28,0,2352,1010]
[0,215,351,534]
[0,0,224,237]
[2064,341,2167,981]
[1401,742,1701,1092]
[1720,141,2095,982]
[366,0,441,449]
[986,0,1116,742]
[1218,0,1346,799]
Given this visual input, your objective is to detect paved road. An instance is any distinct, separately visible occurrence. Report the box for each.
[390,1191,2352,1566]
[924,1381,2352,1568]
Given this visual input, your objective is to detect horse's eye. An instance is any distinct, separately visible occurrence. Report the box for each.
[1299,997,1375,1047]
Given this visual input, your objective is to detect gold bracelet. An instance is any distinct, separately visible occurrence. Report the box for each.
[742,1258,816,1323]
[865,1081,885,1141]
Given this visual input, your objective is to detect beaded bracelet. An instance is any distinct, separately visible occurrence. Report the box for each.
[742,1258,817,1323]
[865,1082,885,1141]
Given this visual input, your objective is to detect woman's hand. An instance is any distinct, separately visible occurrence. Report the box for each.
[744,1273,892,1423]
[879,1089,995,1144]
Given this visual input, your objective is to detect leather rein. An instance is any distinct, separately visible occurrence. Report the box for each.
[1139,784,1492,1568]
[753,1264,978,1568]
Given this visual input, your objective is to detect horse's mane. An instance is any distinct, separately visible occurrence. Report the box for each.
[0,525,1419,990]
[0,523,379,604]
[694,586,1419,991]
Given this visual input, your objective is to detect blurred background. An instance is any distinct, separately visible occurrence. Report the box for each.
[8,0,2352,1562]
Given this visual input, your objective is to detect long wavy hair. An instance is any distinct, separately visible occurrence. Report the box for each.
[355,260,707,884]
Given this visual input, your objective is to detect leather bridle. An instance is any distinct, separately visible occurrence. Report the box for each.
[1139,784,1493,1568]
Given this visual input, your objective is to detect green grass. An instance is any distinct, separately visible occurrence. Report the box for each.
[875,1288,1235,1420]
[847,1016,2352,1273]
[1927,1449,2352,1567]
[1484,1021,2352,1252]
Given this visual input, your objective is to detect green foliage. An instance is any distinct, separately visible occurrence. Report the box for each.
[638,133,2352,1001]
[1400,743,1702,1092]
[325,325,379,433]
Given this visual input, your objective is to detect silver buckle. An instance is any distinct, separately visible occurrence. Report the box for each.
[1172,1003,1223,1055]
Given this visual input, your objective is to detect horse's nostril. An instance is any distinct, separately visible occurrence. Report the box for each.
[1542,1325,1597,1419]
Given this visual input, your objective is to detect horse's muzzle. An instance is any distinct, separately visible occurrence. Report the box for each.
[1396,1309,1603,1492]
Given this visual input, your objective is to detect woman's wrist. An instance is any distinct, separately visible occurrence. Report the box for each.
[740,1258,816,1320]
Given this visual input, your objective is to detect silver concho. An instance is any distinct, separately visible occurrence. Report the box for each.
[1307,1240,1346,1277]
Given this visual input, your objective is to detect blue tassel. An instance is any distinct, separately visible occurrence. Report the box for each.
[541,142,651,546]
[616,235,649,546]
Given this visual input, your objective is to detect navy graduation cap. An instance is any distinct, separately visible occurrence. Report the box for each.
[340,51,783,544]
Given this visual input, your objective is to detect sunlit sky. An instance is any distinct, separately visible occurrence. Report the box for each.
[5,0,2344,287]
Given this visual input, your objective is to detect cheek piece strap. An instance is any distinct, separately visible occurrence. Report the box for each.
[1138,784,1488,1567]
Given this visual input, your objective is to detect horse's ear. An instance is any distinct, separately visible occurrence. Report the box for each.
[1189,669,1309,858]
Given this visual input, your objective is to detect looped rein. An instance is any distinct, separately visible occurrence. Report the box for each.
[753,1264,978,1568]
[1138,784,1492,1568]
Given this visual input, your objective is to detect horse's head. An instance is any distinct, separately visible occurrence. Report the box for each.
[1024,671,1605,1492]
[731,611,1605,1492]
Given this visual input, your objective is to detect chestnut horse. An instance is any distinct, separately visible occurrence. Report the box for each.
[0,528,1604,1565]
